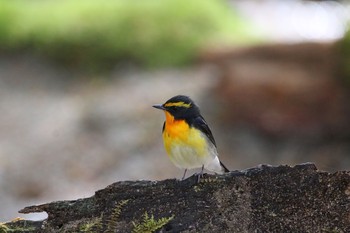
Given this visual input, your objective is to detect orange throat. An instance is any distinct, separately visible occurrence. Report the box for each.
[163,111,189,139]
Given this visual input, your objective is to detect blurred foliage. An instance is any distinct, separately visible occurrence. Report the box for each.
[0,0,258,69]
[340,27,350,85]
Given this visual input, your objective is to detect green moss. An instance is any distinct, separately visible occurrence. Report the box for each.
[102,199,174,232]
[0,223,9,233]
[0,223,36,233]
[0,220,40,233]
[79,216,102,233]
[132,212,174,233]
[104,199,129,233]
[193,185,202,192]
[0,0,259,69]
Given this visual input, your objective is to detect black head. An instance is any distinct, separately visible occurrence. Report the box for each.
[153,95,200,120]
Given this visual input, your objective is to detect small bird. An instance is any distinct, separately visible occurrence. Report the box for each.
[153,95,229,180]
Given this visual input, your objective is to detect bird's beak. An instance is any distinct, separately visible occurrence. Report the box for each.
[153,104,166,110]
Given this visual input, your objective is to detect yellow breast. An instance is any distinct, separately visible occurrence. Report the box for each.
[162,111,209,169]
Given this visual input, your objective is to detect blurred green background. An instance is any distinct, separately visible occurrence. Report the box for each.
[0,0,257,68]
[0,0,349,222]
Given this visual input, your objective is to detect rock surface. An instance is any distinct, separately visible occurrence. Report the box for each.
[3,163,350,232]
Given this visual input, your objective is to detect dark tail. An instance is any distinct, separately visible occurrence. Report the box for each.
[220,161,230,173]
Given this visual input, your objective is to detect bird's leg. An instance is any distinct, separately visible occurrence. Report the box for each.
[197,165,204,183]
[181,169,187,180]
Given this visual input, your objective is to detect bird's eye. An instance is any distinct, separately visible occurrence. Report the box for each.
[172,106,179,111]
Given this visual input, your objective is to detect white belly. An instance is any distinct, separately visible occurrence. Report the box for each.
[167,138,224,174]
[163,123,224,174]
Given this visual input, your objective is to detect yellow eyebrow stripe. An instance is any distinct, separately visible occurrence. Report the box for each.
[164,102,191,108]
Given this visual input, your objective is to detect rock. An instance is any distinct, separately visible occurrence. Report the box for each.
[3,163,350,232]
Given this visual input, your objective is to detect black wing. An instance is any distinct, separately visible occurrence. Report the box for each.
[191,115,230,172]
[191,115,216,147]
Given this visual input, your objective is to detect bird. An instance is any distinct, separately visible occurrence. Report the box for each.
[153,95,229,180]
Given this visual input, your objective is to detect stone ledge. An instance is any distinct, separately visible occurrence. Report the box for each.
[2,163,350,232]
